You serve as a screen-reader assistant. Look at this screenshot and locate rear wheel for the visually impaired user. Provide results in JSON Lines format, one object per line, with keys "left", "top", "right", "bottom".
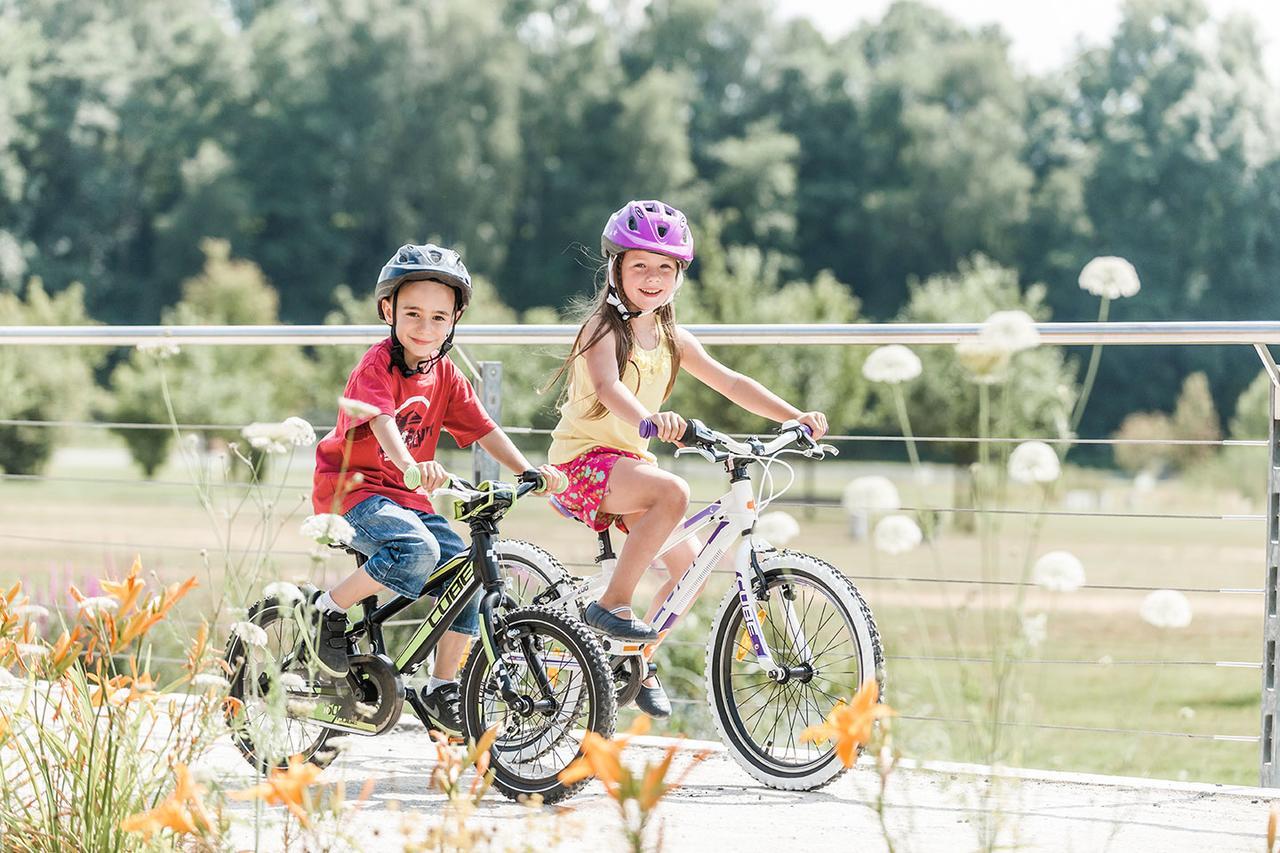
{"left": 459, "top": 605, "right": 616, "bottom": 804}
{"left": 706, "top": 551, "right": 883, "bottom": 791}
{"left": 224, "top": 597, "right": 337, "bottom": 771}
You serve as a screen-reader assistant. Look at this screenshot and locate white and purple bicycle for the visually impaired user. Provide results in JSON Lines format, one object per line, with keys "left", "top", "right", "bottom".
{"left": 504, "top": 418, "right": 884, "bottom": 790}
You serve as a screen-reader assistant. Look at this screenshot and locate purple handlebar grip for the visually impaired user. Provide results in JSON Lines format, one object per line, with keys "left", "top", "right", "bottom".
{"left": 639, "top": 417, "right": 657, "bottom": 439}
{"left": 800, "top": 424, "right": 813, "bottom": 436}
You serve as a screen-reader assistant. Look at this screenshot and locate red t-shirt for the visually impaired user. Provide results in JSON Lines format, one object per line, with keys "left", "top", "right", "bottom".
{"left": 312, "top": 339, "right": 497, "bottom": 515}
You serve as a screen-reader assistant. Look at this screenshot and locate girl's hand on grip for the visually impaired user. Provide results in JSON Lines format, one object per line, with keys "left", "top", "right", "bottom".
{"left": 797, "top": 411, "right": 828, "bottom": 440}
{"left": 648, "top": 411, "right": 687, "bottom": 443}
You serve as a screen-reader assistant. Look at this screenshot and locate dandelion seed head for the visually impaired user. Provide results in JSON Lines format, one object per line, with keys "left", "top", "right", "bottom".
{"left": 77, "top": 596, "right": 119, "bottom": 617}
{"left": 842, "top": 476, "right": 900, "bottom": 513}
{"left": 980, "top": 310, "right": 1040, "bottom": 353}
{"left": 862, "top": 345, "right": 922, "bottom": 384}
{"left": 1009, "top": 441, "right": 1061, "bottom": 485}
{"left": 1020, "top": 613, "right": 1047, "bottom": 648}
{"left": 1079, "top": 256, "right": 1141, "bottom": 299}
{"left": 955, "top": 339, "right": 1011, "bottom": 384}
{"left": 754, "top": 511, "right": 800, "bottom": 546}
{"left": 1032, "top": 551, "right": 1086, "bottom": 592}
{"left": 874, "top": 515, "right": 923, "bottom": 555}
{"left": 1140, "top": 589, "right": 1193, "bottom": 629}
{"left": 136, "top": 339, "right": 180, "bottom": 359}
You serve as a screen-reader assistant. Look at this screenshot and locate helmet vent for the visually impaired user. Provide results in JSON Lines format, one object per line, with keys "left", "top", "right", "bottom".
{"left": 627, "top": 216, "right": 638, "bottom": 231}
{"left": 428, "top": 249, "right": 442, "bottom": 262}
{"left": 656, "top": 224, "right": 668, "bottom": 238}
{"left": 663, "top": 204, "right": 674, "bottom": 215}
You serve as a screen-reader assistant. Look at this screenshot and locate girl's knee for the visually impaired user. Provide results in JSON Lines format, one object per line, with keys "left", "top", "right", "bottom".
{"left": 663, "top": 475, "right": 690, "bottom": 512}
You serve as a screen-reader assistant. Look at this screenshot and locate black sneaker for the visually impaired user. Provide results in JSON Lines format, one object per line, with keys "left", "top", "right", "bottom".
{"left": 635, "top": 677, "right": 672, "bottom": 719}
{"left": 306, "top": 594, "right": 350, "bottom": 677}
{"left": 420, "top": 682, "right": 463, "bottom": 738}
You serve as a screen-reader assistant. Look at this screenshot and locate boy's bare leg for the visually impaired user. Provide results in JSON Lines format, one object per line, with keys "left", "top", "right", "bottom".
{"left": 328, "top": 568, "right": 385, "bottom": 609}
{"left": 432, "top": 630, "right": 472, "bottom": 680}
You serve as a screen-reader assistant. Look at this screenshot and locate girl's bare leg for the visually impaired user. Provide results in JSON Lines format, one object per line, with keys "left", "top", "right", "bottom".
{"left": 595, "top": 458, "right": 689, "bottom": 614}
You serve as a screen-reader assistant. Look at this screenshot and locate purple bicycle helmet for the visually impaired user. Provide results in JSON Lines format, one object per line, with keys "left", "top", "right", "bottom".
{"left": 601, "top": 200, "right": 694, "bottom": 265}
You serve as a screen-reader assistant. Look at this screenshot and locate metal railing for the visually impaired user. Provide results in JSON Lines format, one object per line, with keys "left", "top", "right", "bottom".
{"left": 3, "top": 321, "right": 1279, "bottom": 783}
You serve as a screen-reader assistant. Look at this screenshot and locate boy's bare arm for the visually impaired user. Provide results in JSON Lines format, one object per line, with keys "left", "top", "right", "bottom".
{"left": 370, "top": 414, "right": 448, "bottom": 489}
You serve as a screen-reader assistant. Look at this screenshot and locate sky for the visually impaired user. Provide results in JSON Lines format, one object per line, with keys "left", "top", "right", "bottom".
{"left": 774, "top": 0, "right": 1280, "bottom": 81}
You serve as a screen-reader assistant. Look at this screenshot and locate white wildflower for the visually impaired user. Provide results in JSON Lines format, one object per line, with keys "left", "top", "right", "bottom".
{"left": 192, "top": 673, "right": 229, "bottom": 690}
{"left": 338, "top": 396, "right": 382, "bottom": 421}
{"left": 754, "top": 511, "right": 800, "bottom": 547}
{"left": 979, "top": 310, "right": 1040, "bottom": 353}
{"left": 1032, "top": 551, "right": 1086, "bottom": 593}
{"left": 874, "top": 515, "right": 923, "bottom": 555}
{"left": 1078, "top": 256, "right": 1141, "bottom": 299}
{"left": 842, "top": 476, "right": 900, "bottom": 513}
{"left": 955, "top": 339, "right": 1011, "bottom": 384}
{"left": 287, "top": 699, "right": 318, "bottom": 716}
{"left": 1097, "top": 654, "right": 1114, "bottom": 666}
{"left": 1139, "top": 589, "right": 1193, "bottom": 629}
{"left": 265, "top": 581, "right": 305, "bottom": 604}
{"left": 301, "top": 513, "right": 356, "bottom": 547}
{"left": 14, "top": 604, "right": 50, "bottom": 620}
{"left": 278, "top": 672, "right": 307, "bottom": 692}
{"left": 77, "top": 596, "right": 120, "bottom": 617}
{"left": 15, "top": 643, "right": 48, "bottom": 660}
{"left": 231, "top": 621, "right": 269, "bottom": 647}
{"left": 862, "top": 345, "right": 922, "bottom": 384}
{"left": 1008, "top": 441, "right": 1061, "bottom": 485}
{"left": 136, "top": 338, "right": 181, "bottom": 359}
{"left": 1177, "top": 706, "right": 1196, "bottom": 720}
{"left": 242, "top": 417, "right": 315, "bottom": 454}
{"left": 1020, "top": 613, "right": 1047, "bottom": 648}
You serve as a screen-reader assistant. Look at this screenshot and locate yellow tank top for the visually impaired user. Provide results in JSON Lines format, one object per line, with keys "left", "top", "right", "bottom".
{"left": 548, "top": 327, "right": 673, "bottom": 465}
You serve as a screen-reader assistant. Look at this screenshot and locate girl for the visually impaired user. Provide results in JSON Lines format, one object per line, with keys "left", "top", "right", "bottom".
{"left": 547, "top": 200, "right": 828, "bottom": 718}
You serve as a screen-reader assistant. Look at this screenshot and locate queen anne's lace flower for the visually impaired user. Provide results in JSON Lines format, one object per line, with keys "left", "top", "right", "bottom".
{"left": 301, "top": 513, "right": 356, "bottom": 546}
{"left": 264, "top": 581, "right": 305, "bottom": 604}
{"left": 136, "top": 339, "right": 180, "bottom": 359}
{"left": 1079, "top": 256, "right": 1141, "bottom": 299}
{"left": 955, "top": 339, "right": 1011, "bottom": 384}
{"left": 192, "top": 673, "right": 229, "bottom": 689}
{"left": 241, "top": 417, "right": 316, "bottom": 454}
{"left": 338, "top": 397, "right": 381, "bottom": 420}
{"left": 842, "top": 476, "right": 901, "bottom": 513}
{"left": 1009, "top": 441, "right": 1061, "bottom": 485}
{"left": 231, "top": 621, "right": 268, "bottom": 647}
{"left": 862, "top": 345, "right": 922, "bottom": 384}
{"left": 14, "top": 604, "right": 49, "bottom": 620}
{"left": 1032, "top": 551, "right": 1086, "bottom": 592}
{"left": 1020, "top": 613, "right": 1048, "bottom": 648}
{"left": 78, "top": 596, "right": 120, "bottom": 617}
{"left": 754, "top": 511, "right": 800, "bottom": 546}
{"left": 874, "top": 515, "right": 923, "bottom": 555}
{"left": 1140, "top": 589, "right": 1193, "bottom": 629}
{"left": 980, "top": 310, "right": 1040, "bottom": 353}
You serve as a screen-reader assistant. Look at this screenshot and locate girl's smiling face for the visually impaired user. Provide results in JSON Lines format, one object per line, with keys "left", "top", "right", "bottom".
{"left": 617, "top": 250, "right": 680, "bottom": 314}
{"left": 381, "top": 278, "right": 458, "bottom": 364}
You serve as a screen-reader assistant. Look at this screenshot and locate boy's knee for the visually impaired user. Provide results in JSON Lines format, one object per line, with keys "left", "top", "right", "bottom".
{"left": 392, "top": 533, "right": 441, "bottom": 576}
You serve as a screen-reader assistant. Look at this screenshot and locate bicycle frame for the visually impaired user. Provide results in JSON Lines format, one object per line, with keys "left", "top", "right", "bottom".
{"left": 547, "top": 457, "right": 798, "bottom": 681}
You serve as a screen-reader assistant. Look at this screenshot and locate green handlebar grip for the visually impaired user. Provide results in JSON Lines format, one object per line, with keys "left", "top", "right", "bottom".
{"left": 403, "top": 465, "right": 422, "bottom": 490}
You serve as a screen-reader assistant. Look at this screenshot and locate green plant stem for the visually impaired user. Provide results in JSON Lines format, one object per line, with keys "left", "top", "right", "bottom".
{"left": 1069, "top": 297, "right": 1110, "bottom": 436}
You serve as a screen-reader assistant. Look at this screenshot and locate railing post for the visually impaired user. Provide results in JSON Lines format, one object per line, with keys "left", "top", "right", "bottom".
{"left": 472, "top": 361, "right": 502, "bottom": 484}
{"left": 1258, "top": 344, "right": 1280, "bottom": 786}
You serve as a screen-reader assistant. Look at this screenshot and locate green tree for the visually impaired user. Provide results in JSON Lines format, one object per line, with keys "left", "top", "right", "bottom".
{"left": 1229, "top": 369, "right": 1272, "bottom": 441}
{"left": 0, "top": 280, "right": 105, "bottom": 474}
{"left": 106, "top": 240, "right": 312, "bottom": 476}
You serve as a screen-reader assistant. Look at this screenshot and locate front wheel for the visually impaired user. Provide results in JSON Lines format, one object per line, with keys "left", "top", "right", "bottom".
{"left": 706, "top": 551, "right": 884, "bottom": 791}
{"left": 459, "top": 605, "right": 617, "bottom": 804}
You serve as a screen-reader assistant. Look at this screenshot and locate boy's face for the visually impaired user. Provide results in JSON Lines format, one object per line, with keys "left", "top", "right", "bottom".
{"left": 618, "top": 249, "right": 680, "bottom": 315}
{"left": 381, "top": 278, "right": 459, "bottom": 365}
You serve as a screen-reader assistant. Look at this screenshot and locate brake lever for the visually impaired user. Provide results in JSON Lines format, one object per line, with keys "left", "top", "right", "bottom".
{"left": 675, "top": 446, "right": 719, "bottom": 463}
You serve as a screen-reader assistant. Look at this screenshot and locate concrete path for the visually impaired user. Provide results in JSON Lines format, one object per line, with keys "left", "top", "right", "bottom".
{"left": 209, "top": 717, "right": 1276, "bottom": 852}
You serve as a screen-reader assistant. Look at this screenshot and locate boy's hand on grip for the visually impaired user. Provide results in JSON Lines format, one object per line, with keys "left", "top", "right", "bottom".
{"left": 405, "top": 460, "right": 449, "bottom": 492}
{"left": 533, "top": 464, "right": 568, "bottom": 496}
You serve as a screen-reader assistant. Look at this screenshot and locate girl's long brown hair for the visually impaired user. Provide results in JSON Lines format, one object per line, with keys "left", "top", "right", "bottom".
{"left": 544, "top": 255, "right": 682, "bottom": 420}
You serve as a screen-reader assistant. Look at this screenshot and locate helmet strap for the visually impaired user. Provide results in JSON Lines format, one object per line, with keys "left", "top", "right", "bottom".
{"left": 387, "top": 287, "right": 459, "bottom": 378}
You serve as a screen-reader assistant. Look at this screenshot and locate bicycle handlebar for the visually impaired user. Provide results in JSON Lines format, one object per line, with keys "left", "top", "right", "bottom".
{"left": 640, "top": 416, "right": 831, "bottom": 460}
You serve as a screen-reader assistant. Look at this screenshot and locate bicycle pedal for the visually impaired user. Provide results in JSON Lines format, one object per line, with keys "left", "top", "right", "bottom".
{"left": 597, "top": 635, "right": 649, "bottom": 656}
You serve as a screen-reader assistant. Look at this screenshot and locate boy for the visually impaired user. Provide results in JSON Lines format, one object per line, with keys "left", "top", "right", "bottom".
{"left": 310, "top": 243, "right": 565, "bottom": 736}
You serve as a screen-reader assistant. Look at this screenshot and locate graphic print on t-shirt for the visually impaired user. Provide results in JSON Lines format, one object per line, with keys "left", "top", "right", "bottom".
{"left": 384, "top": 395, "right": 432, "bottom": 459}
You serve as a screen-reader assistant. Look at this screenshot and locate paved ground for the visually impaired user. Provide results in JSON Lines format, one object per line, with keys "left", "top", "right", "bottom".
{"left": 208, "top": 717, "right": 1277, "bottom": 852}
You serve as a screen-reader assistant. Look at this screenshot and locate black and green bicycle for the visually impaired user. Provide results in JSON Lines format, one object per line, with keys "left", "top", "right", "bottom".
{"left": 222, "top": 471, "right": 616, "bottom": 804}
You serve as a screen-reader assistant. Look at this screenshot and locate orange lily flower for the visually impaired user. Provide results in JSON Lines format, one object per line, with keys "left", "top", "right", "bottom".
{"left": 558, "top": 717, "right": 650, "bottom": 795}
{"left": 101, "top": 557, "right": 146, "bottom": 614}
{"left": 228, "top": 755, "right": 324, "bottom": 826}
{"left": 800, "top": 678, "right": 894, "bottom": 768}
{"left": 121, "top": 764, "right": 215, "bottom": 838}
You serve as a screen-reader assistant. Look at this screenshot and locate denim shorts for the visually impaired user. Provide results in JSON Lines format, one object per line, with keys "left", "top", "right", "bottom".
{"left": 343, "top": 495, "right": 479, "bottom": 636}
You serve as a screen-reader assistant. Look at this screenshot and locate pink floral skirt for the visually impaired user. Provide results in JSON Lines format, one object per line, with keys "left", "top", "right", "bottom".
{"left": 551, "top": 447, "right": 642, "bottom": 533}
